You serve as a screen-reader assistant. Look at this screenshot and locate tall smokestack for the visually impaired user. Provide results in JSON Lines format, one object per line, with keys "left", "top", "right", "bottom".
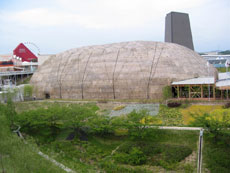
{"left": 165, "top": 11, "right": 194, "bottom": 50}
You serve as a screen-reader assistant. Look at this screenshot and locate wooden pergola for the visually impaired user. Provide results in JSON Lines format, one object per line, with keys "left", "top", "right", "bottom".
{"left": 171, "top": 77, "right": 230, "bottom": 100}
{"left": 171, "top": 84, "right": 215, "bottom": 100}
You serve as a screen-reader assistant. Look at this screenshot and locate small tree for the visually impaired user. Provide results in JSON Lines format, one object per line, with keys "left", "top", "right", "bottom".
{"left": 24, "top": 85, "right": 33, "bottom": 98}
{"left": 114, "top": 110, "right": 158, "bottom": 140}
{"left": 191, "top": 110, "right": 230, "bottom": 143}
{"left": 162, "top": 86, "right": 172, "bottom": 100}
{"left": 5, "top": 94, "right": 17, "bottom": 128}
{"left": 62, "top": 104, "right": 98, "bottom": 132}
{"left": 88, "top": 115, "right": 113, "bottom": 136}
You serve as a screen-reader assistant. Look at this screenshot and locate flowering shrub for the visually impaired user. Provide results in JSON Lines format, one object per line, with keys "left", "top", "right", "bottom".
{"left": 180, "top": 105, "right": 222, "bottom": 125}
{"left": 158, "top": 105, "right": 183, "bottom": 126}
{"left": 140, "top": 116, "right": 162, "bottom": 125}
{"left": 113, "top": 105, "right": 126, "bottom": 111}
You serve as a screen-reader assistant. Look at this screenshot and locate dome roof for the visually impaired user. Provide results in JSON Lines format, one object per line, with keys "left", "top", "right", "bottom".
{"left": 31, "top": 41, "right": 217, "bottom": 99}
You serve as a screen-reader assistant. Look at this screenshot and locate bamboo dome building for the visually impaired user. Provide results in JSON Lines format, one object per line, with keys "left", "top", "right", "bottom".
{"left": 30, "top": 41, "right": 217, "bottom": 100}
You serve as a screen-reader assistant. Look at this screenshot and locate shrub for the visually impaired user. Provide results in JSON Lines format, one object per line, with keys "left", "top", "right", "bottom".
{"left": 223, "top": 102, "right": 230, "bottom": 109}
{"left": 162, "top": 145, "right": 192, "bottom": 163}
{"left": 99, "top": 160, "right": 148, "bottom": 173}
{"left": 191, "top": 110, "right": 230, "bottom": 146}
{"left": 24, "top": 85, "right": 33, "bottom": 98}
{"left": 162, "top": 86, "right": 172, "bottom": 100}
{"left": 158, "top": 105, "right": 183, "bottom": 125}
{"left": 150, "top": 144, "right": 192, "bottom": 170}
{"left": 167, "top": 102, "right": 181, "bottom": 108}
{"left": 5, "top": 96, "right": 17, "bottom": 127}
{"left": 113, "top": 105, "right": 125, "bottom": 111}
{"left": 15, "top": 103, "right": 99, "bottom": 143}
{"left": 97, "top": 100, "right": 108, "bottom": 103}
{"left": 114, "top": 147, "right": 147, "bottom": 165}
{"left": 204, "top": 138, "right": 230, "bottom": 173}
{"left": 114, "top": 128, "right": 128, "bottom": 136}
{"left": 89, "top": 115, "right": 113, "bottom": 136}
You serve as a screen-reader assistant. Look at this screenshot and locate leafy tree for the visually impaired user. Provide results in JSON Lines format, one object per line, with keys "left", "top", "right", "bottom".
{"left": 113, "top": 147, "right": 147, "bottom": 165}
{"left": 111, "top": 110, "right": 158, "bottom": 140}
{"left": 219, "top": 50, "right": 230, "bottom": 55}
{"left": 191, "top": 110, "right": 230, "bottom": 144}
{"left": 162, "top": 86, "right": 172, "bottom": 100}
{"left": 88, "top": 115, "right": 113, "bottom": 136}
{"left": 15, "top": 103, "right": 99, "bottom": 143}
{"left": 62, "top": 104, "right": 98, "bottom": 131}
{"left": 24, "top": 85, "right": 33, "bottom": 98}
{"left": 16, "top": 105, "right": 65, "bottom": 142}
{"left": 2, "top": 91, "right": 17, "bottom": 128}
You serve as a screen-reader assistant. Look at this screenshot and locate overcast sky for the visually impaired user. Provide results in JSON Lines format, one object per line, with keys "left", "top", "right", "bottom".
{"left": 0, "top": 0, "right": 229, "bottom": 54}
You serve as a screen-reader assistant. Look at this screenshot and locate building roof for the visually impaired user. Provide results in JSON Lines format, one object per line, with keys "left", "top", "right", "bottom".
{"left": 172, "top": 77, "right": 215, "bottom": 85}
{"left": 218, "top": 72, "right": 230, "bottom": 80}
{"left": 13, "top": 43, "right": 38, "bottom": 62}
{"left": 215, "top": 72, "right": 230, "bottom": 89}
{"left": 171, "top": 73, "right": 230, "bottom": 89}
{"left": 0, "top": 54, "right": 12, "bottom": 61}
{"left": 216, "top": 80, "right": 230, "bottom": 89}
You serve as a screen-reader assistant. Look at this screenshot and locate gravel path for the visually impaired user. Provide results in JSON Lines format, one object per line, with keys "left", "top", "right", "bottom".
{"left": 109, "top": 103, "right": 159, "bottom": 116}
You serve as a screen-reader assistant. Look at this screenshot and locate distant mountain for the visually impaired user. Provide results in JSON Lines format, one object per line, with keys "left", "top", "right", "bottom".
{"left": 199, "top": 50, "right": 230, "bottom": 55}
{"left": 219, "top": 50, "right": 230, "bottom": 55}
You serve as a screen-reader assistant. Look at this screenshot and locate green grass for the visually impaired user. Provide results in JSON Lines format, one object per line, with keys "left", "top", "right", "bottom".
{"left": 49, "top": 98, "right": 163, "bottom": 103}
{"left": 216, "top": 67, "right": 230, "bottom": 73}
{"left": 40, "top": 141, "right": 99, "bottom": 172}
{"left": 203, "top": 135, "right": 230, "bottom": 173}
{"left": 6, "top": 101, "right": 201, "bottom": 172}
{"left": 0, "top": 110, "right": 65, "bottom": 173}
{"left": 156, "top": 105, "right": 184, "bottom": 126}
{"left": 39, "top": 130, "right": 198, "bottom": 172}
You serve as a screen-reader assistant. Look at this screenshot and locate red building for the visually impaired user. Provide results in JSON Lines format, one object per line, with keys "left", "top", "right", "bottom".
{"left": 13, "top": 43, "right": 38, "bottom": 62}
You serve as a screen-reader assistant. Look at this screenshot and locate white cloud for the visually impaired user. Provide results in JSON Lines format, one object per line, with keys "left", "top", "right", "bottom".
{"left": 0, "top": 0, "right": 228, "bottom": 53}
{"left": 0, "top": 0, "right": 209, "bottom": 29}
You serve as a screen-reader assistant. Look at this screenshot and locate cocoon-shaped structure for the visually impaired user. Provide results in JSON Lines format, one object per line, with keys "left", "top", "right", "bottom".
{"left": 31, "top": 41, "right": 217, "bottom": 100}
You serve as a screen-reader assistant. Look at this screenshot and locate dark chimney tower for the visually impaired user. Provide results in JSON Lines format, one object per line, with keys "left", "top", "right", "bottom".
{"left": 165, "top": 11, "right": 194, "bottom": 50}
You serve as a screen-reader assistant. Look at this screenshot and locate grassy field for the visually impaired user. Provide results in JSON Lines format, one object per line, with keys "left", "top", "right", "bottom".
{"left": 11, "top": 101, "right": 200, "bottom": 172}
{"left": 202, "top": 134, "right": 230, "bottom": 173}
{"left": 0, "top": 105, "right": 65, "bottom": 173}
{"left": 180, "top": 104, "right": 223, "bottom": 125}
{"left": 4, "top": 100, "right": 230, "bottom": 172}
{"left": 15, "top": 101, "right": 226, "bottom": 125}
{"left": 39, "top": 130, "right": 198, "bottom": 172}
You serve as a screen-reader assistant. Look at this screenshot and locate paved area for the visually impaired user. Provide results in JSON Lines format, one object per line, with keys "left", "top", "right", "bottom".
{"left": 109, "top": 103, "right": 159, "bottom": 116}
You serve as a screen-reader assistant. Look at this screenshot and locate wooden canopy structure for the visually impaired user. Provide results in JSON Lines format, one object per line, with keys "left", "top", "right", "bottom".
{"left": 171, "top": 75, "right": 230, "bottom": 100}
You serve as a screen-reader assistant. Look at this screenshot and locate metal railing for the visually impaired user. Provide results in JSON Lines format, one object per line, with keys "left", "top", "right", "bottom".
{"left": 0, "top": 70, "right": 35, "bottom": 77}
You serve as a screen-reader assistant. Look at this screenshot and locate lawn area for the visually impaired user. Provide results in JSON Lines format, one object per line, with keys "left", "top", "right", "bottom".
{"left": 39, "top": 130, "right": 199, "bottom": 172}
{"left": 10, "top": 102, "right": 200, "bottom": 172}
{"left": 14, "top": 101, "right": 224, "bottom": 126}
{"left": 0, "top": 104, "right": 65, "bottom": 173}
{"left": 4, "top": 100, "right": 230, "bottom": 172}
{"left": 180, "top": 104, "right": 223, "bottom": 125}
{"left": 151, "top": 104, "right": 224, "bottom": 126}
{"left": 203, "top": 134, "right": 230, "bottom": 173}
{"left": 14, "top": 101, "right": 225, "bottom": 126}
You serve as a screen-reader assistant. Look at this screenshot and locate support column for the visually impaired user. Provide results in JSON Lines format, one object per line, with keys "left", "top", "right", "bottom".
{"left": 227, "top": 89, "right": 229, "bottom": 100}
{"left": 213, "top": 85, "right": 215, "bottom": 100}
{"left": 221, "top": 90, "right": 223, "bottom": 100}
{"left": 177, "top": 85, "right": 180, "bottom": 98}
{"left": 189, "top": 85, "right": 191, "bottom": 99}
{"left": 201, "top": 85, "right": 203, "bottom": 98}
